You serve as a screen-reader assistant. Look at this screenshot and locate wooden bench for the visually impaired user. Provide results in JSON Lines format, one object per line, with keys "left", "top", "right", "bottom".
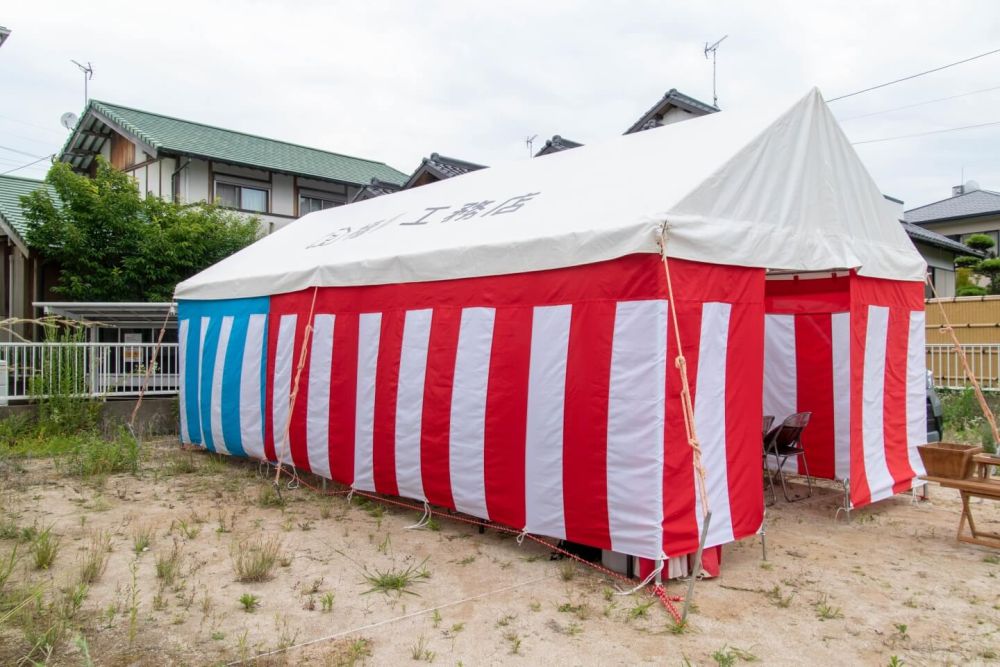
{"left": 923, "top": 454, "right": 1000, "bottom": 549}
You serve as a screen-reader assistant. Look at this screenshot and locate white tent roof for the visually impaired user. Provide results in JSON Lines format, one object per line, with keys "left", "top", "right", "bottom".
{"left": 176, "top": 88, "right": 925, "bottom": 301}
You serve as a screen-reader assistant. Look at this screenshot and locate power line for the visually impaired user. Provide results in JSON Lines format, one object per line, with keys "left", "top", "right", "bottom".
{"left": 838, "top": 84, "right": 1000, "bottom": 122}
{"left": 851, "top": 119, "right": 1000, "bottom": 145}
{"left": 828, "top": 47, "right": 1000, "bottom": 102}
{"left": 0, "top": 154, "right": 55, "bottom": 176}
{"left": 0, "top": 113, "right": 68, "bottom": 137}
{"left": 0, "top": 144, "right": 46, "bottom": 159}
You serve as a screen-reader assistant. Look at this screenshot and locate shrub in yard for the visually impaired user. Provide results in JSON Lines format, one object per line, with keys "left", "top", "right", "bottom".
{"left": 231, "top": 535, "right": 283, "bottom": 582}
{"left": 62, "top": 430, "right": 140, "bottom": 477}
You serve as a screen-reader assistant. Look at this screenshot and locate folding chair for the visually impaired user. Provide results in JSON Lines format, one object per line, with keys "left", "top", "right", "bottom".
{"left": 763, "top": 412, "right": 812, "bottom": 502}
{"left": 761, "top": 415, "right": 776, "bottom": 505}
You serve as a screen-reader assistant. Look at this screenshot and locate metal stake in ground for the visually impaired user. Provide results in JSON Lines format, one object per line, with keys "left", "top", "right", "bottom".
{"left": 682, "top": 509, "right": 712, "bottom": 623}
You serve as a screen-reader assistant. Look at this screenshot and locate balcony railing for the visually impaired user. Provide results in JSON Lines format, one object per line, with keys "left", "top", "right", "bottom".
{"left": 0, "top": 342, "right": 179, "bottom": 404}
{"left": 927, "top": 344, "right": 1000, "bottom": 391}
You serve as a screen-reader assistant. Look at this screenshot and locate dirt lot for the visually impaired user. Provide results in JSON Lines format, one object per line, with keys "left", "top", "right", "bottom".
{"left": 1, "top": 438, "right": 998, "bottom": 666}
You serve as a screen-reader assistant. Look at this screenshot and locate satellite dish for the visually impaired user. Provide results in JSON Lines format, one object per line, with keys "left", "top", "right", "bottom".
{"left": 965, "top": 180, "right": 981, "bottom": 193}
{"left": 60, "top": 112, "right": 78, "bottom": 130}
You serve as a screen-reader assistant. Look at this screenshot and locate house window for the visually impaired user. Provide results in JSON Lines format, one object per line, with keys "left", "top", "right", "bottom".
{"left": 299, "top": 195, "right": 342, "bottom": 215}
{"left": 215, "top": 181, "right": 269, "bottom": 213}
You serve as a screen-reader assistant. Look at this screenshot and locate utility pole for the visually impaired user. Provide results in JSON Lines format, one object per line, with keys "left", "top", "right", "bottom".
{"left": 704, "top": 35, "right": 728, "bottom": 108}
{"left": 71, "top": 60, "right": 94, "bottom": 108}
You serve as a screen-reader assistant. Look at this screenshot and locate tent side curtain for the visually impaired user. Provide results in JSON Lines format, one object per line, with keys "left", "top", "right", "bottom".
{"left": 177, "top": 254, "right": 764, "bottom": 560}
{"left": 762, "top": 273, "right": 927, "bottom": 508}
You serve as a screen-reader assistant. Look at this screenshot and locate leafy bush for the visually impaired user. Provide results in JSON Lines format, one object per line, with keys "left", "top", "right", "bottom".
{"left": 61, "top": 430, "right": 140, "bottom": 478}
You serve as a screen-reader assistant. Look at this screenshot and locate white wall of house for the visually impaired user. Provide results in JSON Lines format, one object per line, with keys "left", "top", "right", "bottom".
{"left": 917, "top": 242, "right": 957, "bottom": 297}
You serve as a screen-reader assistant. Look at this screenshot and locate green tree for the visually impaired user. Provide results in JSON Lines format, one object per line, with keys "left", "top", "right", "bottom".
{"left": 955, "top": 234, "right": 998, "bottom": 297}
{"left": 21, "top": 159, "right": 259, "bottom": 301}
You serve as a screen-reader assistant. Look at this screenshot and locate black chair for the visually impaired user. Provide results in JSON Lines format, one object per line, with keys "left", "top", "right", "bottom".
{"left": 763, "top": 412, "right": 812, "bottom": 502}
{"left": 761, "top": 415, "right": 776, "bottom": 505}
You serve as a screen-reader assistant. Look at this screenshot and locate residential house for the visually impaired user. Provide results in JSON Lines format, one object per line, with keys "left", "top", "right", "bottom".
{"left": 0, "top": 26, "right": 10, "bottom": 49}
{"left": 0, "top": 175, "right": 58, "bottom": 333}
{"left": 59, "top": 100, "right": 408, "bottom": 233}
{"left": 903, "top": 183, "right": 1000, "bottom": 296}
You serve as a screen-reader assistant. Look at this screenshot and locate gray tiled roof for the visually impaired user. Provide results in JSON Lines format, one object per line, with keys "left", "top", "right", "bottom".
{"left": 402, "top": 153, "right": 487, "bottom": 189}
{"left": 901, "top": 221, "right": 979, "bottom": 256}
{"left": 624, "top": 88, "right": 719, "bottom": 135}
{"left": 534, "top": 135, "right": 583, "bottom": 157}
{"left": 351, "top": 177, "right": 403, "bottom": 203}
{"left": 904, "top": 189, "right": 1000, "bottom": 224}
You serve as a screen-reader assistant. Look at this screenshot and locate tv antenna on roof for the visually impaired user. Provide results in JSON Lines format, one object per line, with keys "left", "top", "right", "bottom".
{"left": 70, "top": 59, "right": 94, "bottom": 108}
{"left": 525, "top": 134, "right": 537, "bottom": 157}
{"left": 704, "top": 35, "right": 728, "bottom": 107}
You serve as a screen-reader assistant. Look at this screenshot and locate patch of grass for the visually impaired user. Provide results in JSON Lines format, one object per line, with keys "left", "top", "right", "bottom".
{"left": 239, "top": 593, "right": 260, "bottom": 612}
{"left": 62, "top": 430, "right": 141, "bottom": 477}
{"left": 78, "top": 530, "right": 111, "bottom": 584}
{"left": 711, "top": 645, "right": 759, "bottom": 666}
{"left": 496, "top": 613, "right": 517, "bottom": 627}
{"left": 984, "top": 554, "right": 1000, "bottom": 565}
{"left": 155, "top": 540, "right": 185, "bottom": 586}
{"left": 765, "top": 584, "right": 794, "bottom": 608}
{"left": 231, "top": 535, "right": 283, "bottom": 582}
{"left": 321, "top": 592, "right": 334, "bottom": 612}
{"left": 338, "top": 637, "right": 373, "bottom": 666}
{"left": 410, "top": 635, "right": 435, "bottom": 662}
{"left": 132, "top": 523, "right": 153, "bottom": 554}
{"left": 257, "top": 484, "right": 285, "bottom": 508}
{"left": 893, "top": 622, "right": 909, "bottom": 640}
{"left": 558, "top": 561, "right": 576, "bottom": 581}
{"left": 814, "top": 595, "right": 844, "bottom": 621}
{"left": 361, "top": 559, "right": 429, "bottom": 596}
{"left": 32, "top": 525, "right": 60, "bottom": 570}
{"left": 504, "top": 631, "right": 522, "bottom": 655}
{"left": 175, "top": 519, "right": 200, "bottom": 540}
{"left": 627, "top": 598, "right": 655, "bottom": 621}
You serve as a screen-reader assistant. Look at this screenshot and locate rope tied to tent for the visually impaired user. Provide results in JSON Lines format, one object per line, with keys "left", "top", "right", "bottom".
{"left": 615, "top": 552, "right": 667, "bottom": 596}
{"left": 405, "top": 501, "right": 433, "bottom": 529}
{"left": 273, "top": 286, "right": 320, "bottom": 489}
{"left": 658, "top": 224, "right": 711, "bottom": 516}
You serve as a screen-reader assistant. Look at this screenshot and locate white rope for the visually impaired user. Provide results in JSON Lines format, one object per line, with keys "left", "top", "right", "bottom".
{"left": 615, "top": 552, "right": 667, "bottom": 596}
{"left": 515, "top": 529, "right": 528, "bottom": 545}
{"left": 405, "top": 501, "right": 432, "bottom": 529}
{"left": 346, "top": 488, "right": 355, "bottom": 505}
{"left": 225, "top": 574, "right": 553, "bottom": 666}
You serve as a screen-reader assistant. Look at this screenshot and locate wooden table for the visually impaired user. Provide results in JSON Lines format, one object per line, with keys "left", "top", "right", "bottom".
{"left": 923, "top": 454, "right": 1000, "bottom": 549}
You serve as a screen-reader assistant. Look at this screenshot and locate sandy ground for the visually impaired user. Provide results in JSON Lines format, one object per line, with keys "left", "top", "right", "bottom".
{"left": 1, "top": 439, "right": 999, "bottom": 666}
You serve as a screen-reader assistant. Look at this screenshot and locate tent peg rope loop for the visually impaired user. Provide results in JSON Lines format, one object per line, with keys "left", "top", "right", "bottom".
{"left": 658, "top": 224, "right": 711, "bottom": 517}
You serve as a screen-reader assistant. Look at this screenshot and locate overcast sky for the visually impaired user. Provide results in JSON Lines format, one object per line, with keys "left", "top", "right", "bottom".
{"left": 2, "top": 1, "right": 999, "bottom": 210}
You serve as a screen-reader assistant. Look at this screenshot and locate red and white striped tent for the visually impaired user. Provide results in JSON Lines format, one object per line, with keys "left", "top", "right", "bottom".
{"left": 175, "top": 88, "right": 927, "bottom": 566}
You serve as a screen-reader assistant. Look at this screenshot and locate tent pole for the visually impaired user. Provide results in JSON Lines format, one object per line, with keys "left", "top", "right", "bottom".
{"left": 760, "top": 507, "right": 767, "bottom": 561}
{"left": 682, "top": 510, "right": 712, "bottom": 623}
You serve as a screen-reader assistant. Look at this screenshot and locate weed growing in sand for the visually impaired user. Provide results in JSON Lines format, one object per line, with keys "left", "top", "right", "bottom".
{"left": 78, "top": 531, "right": 111, "bottom": 584}
{"left": 216, "top": 510, "right": 236, "bottom": 534}
{"left": 257, "top": 484, "right": 285, "bottom": 508}
{"left": 496, "top": 613, "right": 517, "bottom": 628}
{"left": 504, "top": 631, "right": 522, "bottom": 655}
{"left": 239, "top": 593, "right": 261, "bottom": 612}
{"left": 559, "top": 561, "right": 576, "bottom": 581}
{"left": 131, "top": 523, "right": 153, "bottom": 554}
{"left": 127, "top": 559, "right": 139, "bottom": 646}
{"left": 984, "top": 554, "right": 1000, "bottom": 565}
{"left": 176, "top": 519, "right": 200, "bottom": 540}
{"left": 893, "top": 623, "right": 909, "bottom": 640}
{"left": 410, "top": 635, "right": 435, "bottom": 662}
{"left": 32, "top": 525, "right": 60, "bottom": 570}
{"left": 627, "top": 598, "right": 655, "bottom": 621}
{"left": 343, "top": 638, "right": 373, "bottom": 664}
{"left": 155, "top": 540, "right": 184, "bottom": 586}
{"left": 814, "top": 595, "right": 843, "bottom": 621}
{"left": 361, "top": 559, "right": 429, "bottom": 596}
{"left": 711, "top": 645, "right": 759, "bottom": 666}
{"left": 765, "top": 584, "right": 793, "bottom": 608}
{"left": 321, "top": 592, "right": 335, "bottom": 612}
{"left": 887, "top": 657, "right": 903, "bottom": 667}
{"left": 231, "top": 535, "right": 283, "bottom": 582}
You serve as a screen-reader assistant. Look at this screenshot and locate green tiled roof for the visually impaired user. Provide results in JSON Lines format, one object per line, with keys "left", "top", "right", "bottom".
{"left": 84, "top": 100, "right": 408, "bottom": 186}
{"left": 0, "top": 174, "right": 54, "bottom": 247}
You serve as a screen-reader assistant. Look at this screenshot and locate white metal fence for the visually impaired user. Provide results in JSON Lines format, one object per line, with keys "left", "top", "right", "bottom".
{"left": 927, "top": 344, "right": 1000, "bottom": 391}
{"left": 0, "top": 342, "right": 179, "bottom": 404}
